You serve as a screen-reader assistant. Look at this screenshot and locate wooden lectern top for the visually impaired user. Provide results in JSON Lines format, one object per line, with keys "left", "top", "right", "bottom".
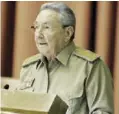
{"left": 1, "top": 89, "right": 68, "bottom": 114}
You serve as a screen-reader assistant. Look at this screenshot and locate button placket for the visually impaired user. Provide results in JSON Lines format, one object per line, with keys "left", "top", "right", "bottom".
{"left": 43, "top": 63, "right": 49, "bottom": 93}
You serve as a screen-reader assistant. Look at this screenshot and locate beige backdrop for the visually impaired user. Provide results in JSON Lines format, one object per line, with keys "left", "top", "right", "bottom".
{"left": 1, "top": 1, "right": 119, "bottom": 114}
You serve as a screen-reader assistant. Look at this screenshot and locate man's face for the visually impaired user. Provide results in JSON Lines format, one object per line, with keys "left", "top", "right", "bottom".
{"left": 34, "top": 9, "right": 66, "bottom": 59}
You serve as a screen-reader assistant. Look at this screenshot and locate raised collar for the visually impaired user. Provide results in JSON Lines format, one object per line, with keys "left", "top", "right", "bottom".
{"left": 36, "top": 54, "right": 47, "bottom": 69}
{"left": 56, "top": 41, "right": 75, "bottom": 66}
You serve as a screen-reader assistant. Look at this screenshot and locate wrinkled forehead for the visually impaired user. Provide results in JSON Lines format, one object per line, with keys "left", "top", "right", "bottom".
{"left": 35, "top": 9, "right": 61, "bottom": 24}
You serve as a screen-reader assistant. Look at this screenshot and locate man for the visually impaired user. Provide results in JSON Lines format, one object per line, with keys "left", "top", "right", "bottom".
{"left": 17, "top": 2, "right": 113, "bottom": 114}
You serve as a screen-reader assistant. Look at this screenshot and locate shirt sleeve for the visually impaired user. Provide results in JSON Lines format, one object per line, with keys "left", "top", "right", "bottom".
{"left": 85, "top": 58, "right": 114, "bottom": 114}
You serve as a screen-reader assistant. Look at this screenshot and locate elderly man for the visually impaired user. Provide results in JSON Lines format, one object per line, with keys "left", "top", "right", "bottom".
{"left": 17, "top": 2, "right": 113, "bottom": 114}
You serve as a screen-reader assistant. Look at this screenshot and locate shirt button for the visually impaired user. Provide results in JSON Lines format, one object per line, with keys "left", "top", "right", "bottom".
{"left": 26, "top": 82, "right": 31, "bottom": 87}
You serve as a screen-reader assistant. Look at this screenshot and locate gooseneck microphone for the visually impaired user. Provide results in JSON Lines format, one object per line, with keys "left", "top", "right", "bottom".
{"left": 4, "top": 84, "right": 9, "bottom": 90}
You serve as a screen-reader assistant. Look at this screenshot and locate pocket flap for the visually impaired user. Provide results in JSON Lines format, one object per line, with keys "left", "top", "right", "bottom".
{"left": 69, "top": 85, "right": 84, "bottom": 100}
{"left": 18, "top": 77, "right": 35, "bottom": 90}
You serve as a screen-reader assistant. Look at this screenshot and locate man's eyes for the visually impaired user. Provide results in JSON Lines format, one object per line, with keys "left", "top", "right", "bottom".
{"left": 34, "top": 25, "right": 50, "bottom": 29}
{"left": 31, "top": 25, "right": 38, "bottom": 30}
{"left": 31, "top": 23, "right": 52, "bottom": 31}
{"left": 44, "top": 25, "right": 50, "bottom": 29}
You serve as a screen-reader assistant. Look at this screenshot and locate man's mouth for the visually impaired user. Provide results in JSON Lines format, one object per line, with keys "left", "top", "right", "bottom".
{"left": 39, "top": 43, "right": 47, "bottom": 45}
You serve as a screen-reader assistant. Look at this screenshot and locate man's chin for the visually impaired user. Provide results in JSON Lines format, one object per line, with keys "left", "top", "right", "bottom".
{"left": 37, "top": 45, "right": 48, "bottom": 52}
{"left": 39, "top": 49, "right": 49, "bottom": 56}
{"left": 39, "top": 50, "right": 56, "bottom": 60}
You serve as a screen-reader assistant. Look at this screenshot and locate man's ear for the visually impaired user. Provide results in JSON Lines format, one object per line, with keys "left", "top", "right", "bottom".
{"left": 64, "top": 26, "right": 74, "bottom": 42}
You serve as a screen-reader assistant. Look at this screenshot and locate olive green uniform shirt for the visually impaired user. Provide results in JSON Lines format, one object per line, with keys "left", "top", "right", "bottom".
{"left": 18, "top": 42, "right": 113, "bottom": 114}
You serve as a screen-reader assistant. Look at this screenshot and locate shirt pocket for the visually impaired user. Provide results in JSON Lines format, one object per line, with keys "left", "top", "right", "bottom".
{"left": 17, "top": 78, "right": 35, "bottom": 92}
{"left": 67, "top": 85, "right": 85, "bottom": 113}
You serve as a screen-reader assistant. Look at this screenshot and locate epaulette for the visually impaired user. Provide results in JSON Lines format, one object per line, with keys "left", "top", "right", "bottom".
{"left": 73, "top": 47, "right": 100, "bottom": 62}
{"left": 22, "top": 54, "right": 41, "bottom": 67}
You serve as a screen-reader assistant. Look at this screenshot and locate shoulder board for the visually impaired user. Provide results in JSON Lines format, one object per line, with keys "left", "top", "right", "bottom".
{"left": 22, "top": 54, "right": 41, "bottom": 67}
{"left": 73, "top": 47, "right": 100, "bottom": 62}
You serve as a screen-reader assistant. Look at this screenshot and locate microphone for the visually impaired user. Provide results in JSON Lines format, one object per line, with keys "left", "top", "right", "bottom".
{"left": 4, "top": 84, "right": 9, "bottom": 90}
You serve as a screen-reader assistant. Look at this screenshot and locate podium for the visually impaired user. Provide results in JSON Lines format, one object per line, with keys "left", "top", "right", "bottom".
{"left": 1, "top": 89, "right": 68, "bottom": 114}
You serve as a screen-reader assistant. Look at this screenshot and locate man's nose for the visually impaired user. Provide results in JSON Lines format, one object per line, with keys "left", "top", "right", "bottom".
{"left": 35, "top": 28, "right": 44, "bottom": 39}
{"left": 35, "top": 33, "right": 44, "bottom": 40}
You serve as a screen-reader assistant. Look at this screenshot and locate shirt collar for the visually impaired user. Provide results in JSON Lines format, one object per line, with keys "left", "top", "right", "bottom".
{"left": 56, "top": 41, "right": 75, "bottom": 66}
{"left": 36, "top": 41, "right": 75, "bottom": 68}
{"left": 36, "top": 54, "right": 46, "bottom": 69}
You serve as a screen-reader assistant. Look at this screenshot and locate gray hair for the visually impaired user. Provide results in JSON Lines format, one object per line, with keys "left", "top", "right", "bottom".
{"left": 40, "top": 2, "right": 76, "bottom": 41}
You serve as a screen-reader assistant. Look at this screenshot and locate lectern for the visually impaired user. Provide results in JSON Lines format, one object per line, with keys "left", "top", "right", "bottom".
{"left": 1, "top": 89, "right": 68, "bottom": 114}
